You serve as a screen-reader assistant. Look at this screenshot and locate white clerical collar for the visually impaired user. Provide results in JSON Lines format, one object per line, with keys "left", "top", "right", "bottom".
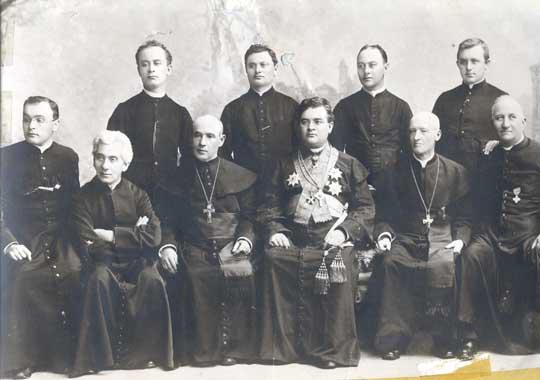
{"left": 108, "top": 179, "right": 122, "bottom": 191}
{"left": 363, "top": 86, "right": 386, "bottom": 97}
{"left": 252, "top": 86, "right": 273, "bottom": 97}
{"left": 502, "top": 135, "right": 525, "bottom": 151}
{"left": 413, "top": 152, "right": 435, "bottom": 168}
{"left": 34, "top": 139, "right": 53, "bottom": 153}
{"left": 467, "top": 79, "right": 486, "bottom": 89}
{"left": 310, "top": 143, "right": 328, "bottom": 155}
{"left": 143, "top": 88, "right": 166, "bottom": 98}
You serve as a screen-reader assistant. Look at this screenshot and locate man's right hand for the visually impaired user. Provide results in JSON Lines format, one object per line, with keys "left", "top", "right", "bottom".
{"left": 377, "top": 237, "right": 392, "bottom": 251}
{"left": 160, "top": 247, "right": 178, "bottom": 274}
{"left": 6, "top": 243, "right": 32, "bottom": 261}
{"left": 269, "top": 233, "right": 290, "bottom": 248}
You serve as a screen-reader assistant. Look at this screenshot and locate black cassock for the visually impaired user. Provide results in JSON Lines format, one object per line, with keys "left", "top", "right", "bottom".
{"left": 259, "top": 147, "right": 375, "bottom": 366}
{"left": 0, "top": 141, "right": 81, "bottom": 374}
{"left": 70, "top": 178, "right": 173, "bottom": 376}
{"left": 458, "top": 137, "right": 540, "bottom": 354}
{"left": 155, "top": 157, "right": 258, "bottom": 365}
{"left": 369, "top": 153, "right": 472, "bottom": 354}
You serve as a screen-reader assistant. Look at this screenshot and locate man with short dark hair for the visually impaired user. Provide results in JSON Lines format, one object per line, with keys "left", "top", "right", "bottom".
{"left": 259, "top": 97, "right": 375, "bottom": 368}
{"left": 456, "top": 95, "right": 540, "bottom": 359}
{"left": 107, "top": 40, "right": 193, "bottom": 199}
{"left": 1, "top": 96, "right": 81, "bottom": 378}
{"left": 220, "top": 44, "right": 298, "bottom": 183}
{"left": 331, "top": 44, "right": 412, "bottom": 188}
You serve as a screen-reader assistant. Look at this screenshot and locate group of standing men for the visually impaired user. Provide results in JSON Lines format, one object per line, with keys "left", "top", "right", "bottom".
{"left": 1, "top": 37, "right": 539, "bottom": 379}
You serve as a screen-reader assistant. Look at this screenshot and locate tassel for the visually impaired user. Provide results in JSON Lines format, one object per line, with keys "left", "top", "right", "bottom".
{"left": 314, "top": 252, "right": 330, "bottom": 295}
{"left": 329, "top": 248, "right": 347, "bottom": 283}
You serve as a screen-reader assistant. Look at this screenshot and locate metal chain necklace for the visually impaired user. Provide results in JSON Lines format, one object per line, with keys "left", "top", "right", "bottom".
{"left": 409, "top": 155, "right": 440, "bottom": 228}
{"left": 297, "top": 148, "right": 331, "bottom": 205}
{"left": 195, "top": 158, "right": 221, "bottom": 223}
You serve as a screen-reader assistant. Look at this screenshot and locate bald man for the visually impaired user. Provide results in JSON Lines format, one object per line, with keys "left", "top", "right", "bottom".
{"left": 155, "top": 115, "right": 257, "bottom": 366}
{"left": 456, "top": 95, "right": 540, "bottom": 359}
{"left": 369, "top": 112, "right": 472, "bottom": 360}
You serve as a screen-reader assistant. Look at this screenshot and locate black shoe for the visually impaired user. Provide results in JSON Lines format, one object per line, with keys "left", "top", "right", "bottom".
{"left": 221, "top": 357, "right": 237, "bottom": 366}
{"left": 321, "top": 360, "right": 337, "bottom": 369}
{"left": 458, "top": 340, "right": 477, "bottom": 361}
{"left": 14, "top": 368, "right": 33, "bottom": 379}
{"left": 435, "top": 348, "right": 456, "bottom": 359}
{"left": 381, "top": 350, "right": 401, "bottom": 360}
{"left": 145, "top": 361, "right": 156, "bottom": 368}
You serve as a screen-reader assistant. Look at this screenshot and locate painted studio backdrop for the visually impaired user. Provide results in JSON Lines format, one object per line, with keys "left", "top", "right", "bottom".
{"left": 1, "top": 0, "right": 540, "bottom": 183}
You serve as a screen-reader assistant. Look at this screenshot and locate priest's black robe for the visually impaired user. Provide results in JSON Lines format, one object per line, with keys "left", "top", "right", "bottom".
{"left": 259, "top": 148, "right": 375, "bottom": 366}
{"left": 70, "top": 178, "right": 173, "bottom": 376}
{"left": 0, "top": 141, "right": 81, "bottom": 375}
{"left": 457, "top": 137, "right": 540, "bottom": 354}
{"left": 155, "top": 157, "right": 258, "bottom": 365}
{"left": 107, "top": 91, "right": 193, "bottom": 198}
{"left": 369, "top": 153, "right": 472, "bottom": 354}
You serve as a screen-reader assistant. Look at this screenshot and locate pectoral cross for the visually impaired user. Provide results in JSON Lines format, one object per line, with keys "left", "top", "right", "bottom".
{"left": 423, "top": 213, "right": 434, "bottom": 228}
{"left": 512, "top": 187, "right": 521, "bottom": 204}
{"left": 203, "top": 203, "right": 215, "bottom": 223}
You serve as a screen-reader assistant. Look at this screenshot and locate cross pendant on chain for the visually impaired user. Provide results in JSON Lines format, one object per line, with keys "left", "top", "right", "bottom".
{"left": 423, "top": 213, "right": 434, "bottom": 228}
{"left": 203, "top": 203, "right": 215, "bottom": 223}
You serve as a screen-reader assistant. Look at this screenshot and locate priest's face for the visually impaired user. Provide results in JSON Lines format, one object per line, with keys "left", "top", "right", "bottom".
{"left": 457, "top": 45, "right": 489, "bottom": 86}
{"left": 137, "top": 46, "right": 172, "bottom": 92}
{"left": 192, "top": 117, "right": 225, "bottom": 162}
{"left": 357, "top": 47, "right": 387, "bottom": 92}
{"left": 299, "top": 106, "right": 333, "bottom": 149}
{"left": 23, "top": 101, "right": 59, "bottom": 148}
{"left": 93, "top": 142, "right": 129, "bottom": 186}
{"left": 245, "top": 51, "right": 277, "bottom": 92}
{"left": 492, "top": 97, "right": 526, "bottom": 148}
{"left": 409, "top": 118, "right": 441, "bottom": 158}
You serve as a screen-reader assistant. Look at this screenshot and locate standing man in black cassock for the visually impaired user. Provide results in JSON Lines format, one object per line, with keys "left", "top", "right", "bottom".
{"left": 331, "top": 44, "right": 412, "bottom": 189}
{"left": 259, "top": 97, "right": 375, "bottom": 369}
{"left": 156, "top": 115, "right": 257, "bottom": 366}
{"left": 371, "top": 112, "right": 472, "bottom": 360}
{"left": 1, "top": 96, "right": 81, "bottom": 379}
{"left": 220, "top": 44, "right": 298, "bottom": 193}
{"left": 107, "top": 40, "right": 193, "bottom": 200}
{"left": 70, "top": 131, "right": 173, "bottom": 377}
{"left": 433, "top": 38, "right": 506, "bottom": 174}
{"left": 456, "top": 96, "right": 540, "bottom": 360}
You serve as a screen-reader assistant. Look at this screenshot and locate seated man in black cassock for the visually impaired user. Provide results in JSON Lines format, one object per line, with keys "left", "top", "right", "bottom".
{"left": 156, "top": 115, "right": 257, "bottom": 366}
{"left": 70, "top": 131, "right": 173, "bottom": 377}
{"left": 456, "top": 95, "right": 540, "bottom": 360}
{"left": 370, "top": 112, "right": 472, "bottom": 360}
{"left": 1, "top": 96, "right": 81, "bottom": 379}
{"left": 259, "top": 97, "right": 375, "bottom": 369}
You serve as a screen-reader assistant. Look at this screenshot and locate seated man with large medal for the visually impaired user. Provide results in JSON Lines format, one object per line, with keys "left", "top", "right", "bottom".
{"left": 259, "top": 97, "right": 375, "bottom": 369}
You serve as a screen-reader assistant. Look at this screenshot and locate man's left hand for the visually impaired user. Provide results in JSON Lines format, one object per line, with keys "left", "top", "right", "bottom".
{"left": 446, "top": 239, "right": 464, "bottom": 254}
{"left": 325, "top": 229, "right": 347, "bottom": 247}
{"left": 232, "top": 239, "right": 251, "bottom": 255}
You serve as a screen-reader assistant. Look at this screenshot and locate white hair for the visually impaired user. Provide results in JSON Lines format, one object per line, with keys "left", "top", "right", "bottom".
{"left": 410, "top": 112, "right": 440, "bottom": 131}
{"left": 193, "top": 114, "right": 224, "bottom": 135}
{"left": 491, "top": 95, "right": 524, "bottom": 119}
{"left": 92, "top": 130, "right": 133, "bottom": 164}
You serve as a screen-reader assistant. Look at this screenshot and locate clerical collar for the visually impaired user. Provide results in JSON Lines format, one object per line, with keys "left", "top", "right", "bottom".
{"left": 29, "top": 139, "right": 54, "bottom": 153}
{"left": 249, "top": 86, "right": 274, "bottom": 97}
{"left": 108, "top": 178, "right": 123, "bottom": 191}
{"left": 502, "top": 135, "right": 525, "bottom": 151}
{"left": 300, "top": 143, "right": 328, "bottom": 158}
{"left": 362, "top": 86, "right": 386, "bottom": 97}
{"left": 143, "top": 88, "right": 166, "bottom": 99}
{"left": 464, "top": 79, "right": 486, "bottom": 90}
{"left": 412, "top": 152, "right": 436, "bottom": 168}
{"left": 195, "top": 156, "right": 219, "bottom": 169}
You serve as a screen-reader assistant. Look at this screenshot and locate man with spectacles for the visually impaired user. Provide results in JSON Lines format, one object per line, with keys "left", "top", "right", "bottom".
{"left": 1, "top": 96, "right": 81, "bottom": 378}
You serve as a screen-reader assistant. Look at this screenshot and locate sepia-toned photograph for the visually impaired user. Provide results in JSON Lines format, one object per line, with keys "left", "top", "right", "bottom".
{"left": 1, "top": 0, "right": 540, "bottom": 379}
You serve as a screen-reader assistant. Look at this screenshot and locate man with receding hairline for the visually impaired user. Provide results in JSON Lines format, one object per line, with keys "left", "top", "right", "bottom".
{"left": 456, "top": 95, "right": 540, "bottom": 359}
{"left": 156, "top": 115, "right": 258, "bottom": 366}
{"left": 369, "top": 111, "right": 472, "bottom": 360}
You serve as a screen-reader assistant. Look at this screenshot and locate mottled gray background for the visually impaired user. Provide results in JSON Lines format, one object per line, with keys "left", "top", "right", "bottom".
{"left": 2, "top": 0, "right": 540, "bottom": 183}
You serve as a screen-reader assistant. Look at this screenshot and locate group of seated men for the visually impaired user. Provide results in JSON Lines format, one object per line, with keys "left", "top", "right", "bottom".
{"left": 1, "top": 37, "right": 539, "bottom": 379}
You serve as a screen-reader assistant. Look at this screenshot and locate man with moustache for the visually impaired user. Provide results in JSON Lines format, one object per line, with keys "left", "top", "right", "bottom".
{"left": 156, "top": 115, "right": 257, "bottom": 366}
{"left": 70, "top": 131, "right": 173, "bottom": 377}
{"left": 370, "top": 112, "right": 472, "bottom": 360}
{"left": 220, "top": 44, "right": 298, "bottom": 186}
{"left": 107, "top": 40, "right": 193, "bottom": 199}
{"left": 456, "top": 95, "right": 540, "bottom": 359}
{"left": 331, "top": 44, "right": 412, "bottom": 188}
{"left": 1, "top": 96, "right": 81, "bottom": 379}
{"left": 433, "top": 38, "right": 506, "bottom": 175}
{"left": 259, "top": 97, "right": 375, "bottom": 368}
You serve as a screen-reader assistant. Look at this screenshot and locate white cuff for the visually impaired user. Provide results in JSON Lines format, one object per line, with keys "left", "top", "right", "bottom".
{"left": 158, "top": 244, "right": 177, "bottom": 258}
{"left": 377, "top": 232, "right": 393, "bottom": 242}
{"left": 236, "top": 237, "right": 253, "bottom": 250}
{"left": 3, "top": 241, "right": 19, "bottom": 255}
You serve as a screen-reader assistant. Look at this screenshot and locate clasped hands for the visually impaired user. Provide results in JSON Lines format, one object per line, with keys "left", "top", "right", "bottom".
{"left": 377, "top": 235, "right": 464, "bottom": 254}
{"left": 269, "top": 229, "right": 347, "bottom": 249}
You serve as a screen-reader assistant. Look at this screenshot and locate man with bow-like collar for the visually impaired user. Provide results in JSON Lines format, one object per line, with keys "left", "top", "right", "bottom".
{"left": 1, "top": 96, "right": 81, "bottom": 379}
{"left": 156, "top": 115, "right": 257, "bottom": 366}
{"left": 370, "top": 112, "right": 473, "bottom": 361}
{"left": 259, "top": 97, "right": 375, "bottom": 369}
{"left": 456, "top": 95, "right": 540, "bottom": 360}
{"left": 107, "top": 40, "right": 193, "bottom": 200}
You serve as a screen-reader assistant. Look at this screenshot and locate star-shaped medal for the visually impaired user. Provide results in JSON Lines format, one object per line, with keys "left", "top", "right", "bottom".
{"left": 328, "top": 181, "right": 342, "bottom": 196}
{"left": 328, "top": 167, "right": 342, "bottom": 181}
{"left": 287, "top": 172, "right": 300, "bottom": 187}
